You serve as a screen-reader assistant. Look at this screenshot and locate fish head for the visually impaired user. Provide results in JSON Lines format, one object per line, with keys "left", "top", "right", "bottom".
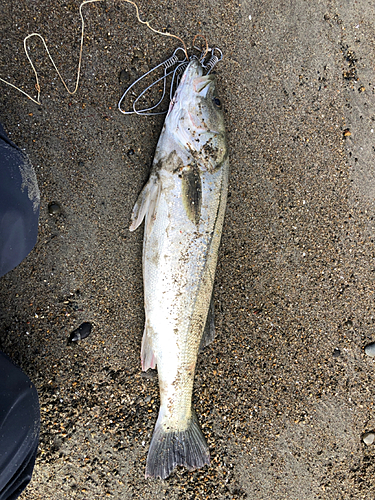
{"left": 166, "top": 58, "right": 227, "bottom": 170}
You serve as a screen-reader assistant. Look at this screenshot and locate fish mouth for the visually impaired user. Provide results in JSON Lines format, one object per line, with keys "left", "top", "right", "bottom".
{"left": 181, "top": 58, "right": 203, "bottom": 80}
{"left": 194, "top": 75, "right": 215, "bottom": 97}
{"left": 167, "top": 59, "right": 204, "bottom": 116}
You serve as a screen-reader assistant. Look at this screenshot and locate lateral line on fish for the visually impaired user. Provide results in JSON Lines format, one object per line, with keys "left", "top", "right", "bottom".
{"left": 0, "top": 0, "right": 188, "bottom": 105}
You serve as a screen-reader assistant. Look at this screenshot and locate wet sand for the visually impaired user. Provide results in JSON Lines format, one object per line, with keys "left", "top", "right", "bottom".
{"left": 1, "top": 0, "right": 375, "bottom": 498}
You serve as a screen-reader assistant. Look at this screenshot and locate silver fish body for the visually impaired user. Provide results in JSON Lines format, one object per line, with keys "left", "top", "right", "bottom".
{"left": 130, "top": 58, "right": 229, "bottom": 479}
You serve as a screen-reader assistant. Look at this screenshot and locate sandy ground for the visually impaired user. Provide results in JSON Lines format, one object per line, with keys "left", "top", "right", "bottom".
{"left": 1, "top": 0, "right": 375, "bottom": 498}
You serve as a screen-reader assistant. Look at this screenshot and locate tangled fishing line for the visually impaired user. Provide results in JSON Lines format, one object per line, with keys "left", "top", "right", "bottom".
{"left": 0, "top": 0, "right": 190, "bottom": 105}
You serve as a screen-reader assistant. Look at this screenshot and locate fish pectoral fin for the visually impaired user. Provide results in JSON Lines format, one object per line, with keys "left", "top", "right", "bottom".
{"left": 181, "top": 167, "right": 202, "bottom": 225}
{"left": 129, "top": 176, "right": 160, "bottom": 232}
{"left": 199, "top": 295, "right": 215, "bottom": 352}
{"left": 141, "top": 325, "right": 157, "bottom": 371}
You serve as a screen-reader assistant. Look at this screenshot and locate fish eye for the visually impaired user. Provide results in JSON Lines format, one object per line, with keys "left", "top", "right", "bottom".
{"left": 213, "top": 97, "right": 222, "bottom": 108}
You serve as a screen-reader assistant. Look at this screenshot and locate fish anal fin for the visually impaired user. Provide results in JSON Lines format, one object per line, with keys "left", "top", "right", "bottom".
{"left": 199, "top": 296, "right": 215, "bottom": 352}
{"left": 145, "top": 409, "right": 210, "bottom": 479}
{"left": 141, "top": 324, "right": 157, "bottom": 371}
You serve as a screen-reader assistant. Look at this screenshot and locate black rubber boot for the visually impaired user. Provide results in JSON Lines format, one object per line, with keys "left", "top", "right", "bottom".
{"left": 0, "top": 352, "right": 40, "bottom": 500}
{"left": 0, "top": 122, "right": 40, "bottom": 278}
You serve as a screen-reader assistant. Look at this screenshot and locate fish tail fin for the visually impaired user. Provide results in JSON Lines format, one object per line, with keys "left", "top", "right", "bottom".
{"left": 145, "top": 409, "right": 210, "bottom": 479}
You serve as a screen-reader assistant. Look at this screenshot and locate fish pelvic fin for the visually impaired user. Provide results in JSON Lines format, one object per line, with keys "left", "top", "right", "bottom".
{"left": 145, "top": 409, "right": 210, "bottom": 479}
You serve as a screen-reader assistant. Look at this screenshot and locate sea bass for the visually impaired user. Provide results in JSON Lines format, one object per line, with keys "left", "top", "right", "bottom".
{"left": 129, "top": 57, "right": 229, "bottom": 479}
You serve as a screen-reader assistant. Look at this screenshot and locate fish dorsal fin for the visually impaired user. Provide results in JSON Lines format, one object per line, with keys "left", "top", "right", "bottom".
{"left": 129, "top": 176, "right": 160, "bottom": 232}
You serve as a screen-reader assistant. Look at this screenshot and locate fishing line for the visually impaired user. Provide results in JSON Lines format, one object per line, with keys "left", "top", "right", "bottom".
{"left": 192, "top": 34, "right": 209, "bottom": 61}
{"left": 122, "top": 1, "right": 188, "bottom": 59}
{"left": 0, "top": 0, "right": 189, "bottom": 105}
{"left": 117, "top": 44, "right": 223, "bottom": 116}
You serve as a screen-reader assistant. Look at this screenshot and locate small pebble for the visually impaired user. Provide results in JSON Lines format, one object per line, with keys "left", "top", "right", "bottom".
{"left": 119, "top": 69, "right": 130, "bottom": 84}
{"left": 127, "top": 148, "right": 135, "bottom": 156}
{"left": 364, "top": 342, "right": 375, "bottom": 357}
{"left": 133, "top": 48, "right": 144, "bottom": 59}
{"left": 363, "top": 432, "right": 375, "bottom": 445}
{"left": 333, "top": 348, "right": 341, "bottom": 357}
{"left": 48, "top": 202, "right": 61, "bottom": 215}
{"left": 67, "top": 322, "right": 92, "bottom": 344}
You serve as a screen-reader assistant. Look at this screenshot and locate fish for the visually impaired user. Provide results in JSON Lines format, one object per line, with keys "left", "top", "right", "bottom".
{"left": 129, "top": 57, "right": 229, "bottom": 479}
